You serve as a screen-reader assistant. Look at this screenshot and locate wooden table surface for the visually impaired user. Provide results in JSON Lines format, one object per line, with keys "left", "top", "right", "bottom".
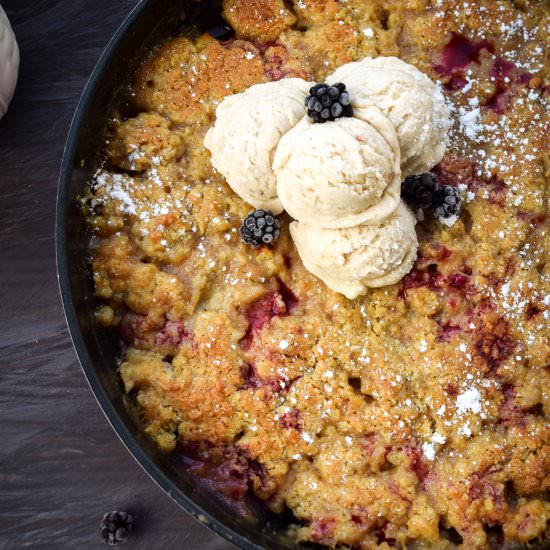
{"left": 0, "top": 1, "right": 236, "bottom": 548}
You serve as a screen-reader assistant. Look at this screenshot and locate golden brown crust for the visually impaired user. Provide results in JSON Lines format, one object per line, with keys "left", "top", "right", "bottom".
{"left": 86, "top": 0, "right": 550, "bottom": 547}
{"left": 222, "top": 0, "right": 296, "bottom": 41}
{"left": 134, "top": 36, "right": 268, "bottom": 124}
{"left": 289, "top": 0, "right": 339, "bottom": 27}
{"left": 106, "top": 113, "right": 185, "bottom": 172}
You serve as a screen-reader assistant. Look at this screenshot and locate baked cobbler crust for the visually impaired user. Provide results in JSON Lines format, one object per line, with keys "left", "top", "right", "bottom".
{"left": 87, "top": 0, "right": 549, "bottom": 547}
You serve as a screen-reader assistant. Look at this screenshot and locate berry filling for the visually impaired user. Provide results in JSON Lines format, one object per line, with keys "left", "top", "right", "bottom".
{"left": 174, "top": 442, "right": 272, "bottom": 506}
{"left": 516, "top": 211, "right": 546, "bottom": 226}
{"left": 240, "top": 281, "right": 298, "bottom": 350}
{"left": 468, "top": 469, "right": 507, "bottom": 522}
{"left": 498, "top": 384, "right": 521, "bottom": 426}
{"left": 433, "top": 156, "right": 507, "bottom": 207}
{"left": 264, "top": 50, "right": 287, "bottom": 81}
{"left": 279, "top": 409, "right": 302, "bottom": 431}
{"left": 448, "top": 273, "right": 470, "bottom": 288}
{"left": 309, "top": 518, "right": 337, "bottom": 543}
{"left": 400, "top": 263, "right": 446, "bottom": 296}
{"left": 525, "top": 303, "right": 541, "bottom": 320}
{"left": 404, "top": 445, "right": 430, "bottom": 484}
{"left": 436, "top": 33, "right": 535, "bottom": 113}
{"left": 240, "top": 362, "right": 299, "bottom": 393}
{"left": 262, "top": 43, "right": 311, "bottom": 81}
{"left": 435, "top": 33, "right": 494, "bottom": 90}
{"left": 252, "top": 40, "right": 278, "bottom": 55}
{"left": 484, "top": 57, "right": 533, "bottom": 113}
{"left": 438, "top": 321, "right": 465, "bottom": 342}
{"left": 374, "top": 521, "right": 397, "bottom": 546}
{"left": 154, "top": 320, "right": 189, "bottom": 347}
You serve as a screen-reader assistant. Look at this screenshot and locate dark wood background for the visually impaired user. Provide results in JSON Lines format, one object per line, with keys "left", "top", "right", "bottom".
{"left": 0, "top": 2, "right": 235, "bottom": 548}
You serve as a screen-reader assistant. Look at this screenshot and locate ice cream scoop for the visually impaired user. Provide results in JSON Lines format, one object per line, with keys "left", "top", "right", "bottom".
{"left": 274, "top": 106, "right": 401, "bottom": 228}
{"left": 203, "top": 56, "right": 449, "bottom": 297}
{"left": 290, "top": 202, "right": 418, "bottom": 299}
{"left": 204, "top": 78, "right": 310, "bottom": 214}
{"left": 328, "top": 56, "right": 449, "bottom": 177}
{"left": 0, "top": 6, "right": 19, "bottom": 119}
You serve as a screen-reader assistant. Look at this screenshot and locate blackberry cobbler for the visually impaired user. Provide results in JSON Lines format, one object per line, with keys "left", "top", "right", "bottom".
{"left": 86, "top": 0, "right": 549, "bottom": 548}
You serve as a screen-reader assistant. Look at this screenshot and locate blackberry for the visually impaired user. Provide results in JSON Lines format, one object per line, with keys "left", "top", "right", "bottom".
{"left": 240, "top": 210, "right": 280, "bottom": 247}
{"left": 434, "top": 185, "right": 461, "bottom": 218}
{"left": 305, "top": 82, "right": 353, "bottom": 123}
{"left": 100, "top": 511, "right": 133, "bottom": 546}
{"left": 401, "top": 173, "right": 461, "bottom": 219}
{"left": 401, "top": 173, "right": 439, "bottom": 209}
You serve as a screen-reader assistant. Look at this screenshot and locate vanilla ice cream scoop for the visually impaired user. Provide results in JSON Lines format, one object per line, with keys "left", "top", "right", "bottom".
{"left": 290, "top": 202, "right": 418, "bottom": 299}
{"left": 274, "top": 107, "right": 401, "bottom": 228}
{"left": 328, "top": 57, "right": 449, "bottom": 177}
{"left": 204, "top": 78, "right": 310, "bottom": 214}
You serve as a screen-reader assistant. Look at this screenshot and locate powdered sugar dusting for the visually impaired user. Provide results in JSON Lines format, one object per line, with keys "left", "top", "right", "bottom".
{"left": 422, "top": 441, "right": 436, "bottom": 461}
{"left": 423, "top": 431, "right": 447, "bottom": 461}
{"left": 456, "top": 388, "right": 482, "bottom": 415}
{"left": 457, "top": 102, "right": 482, "bottom": 141}
{"left": 92, "top": 171, "right": 137, "bottom": 215}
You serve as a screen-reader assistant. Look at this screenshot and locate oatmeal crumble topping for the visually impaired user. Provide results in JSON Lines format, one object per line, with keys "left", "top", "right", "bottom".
{"left": 86, "top": 0, "right": 549, "bottom": 548}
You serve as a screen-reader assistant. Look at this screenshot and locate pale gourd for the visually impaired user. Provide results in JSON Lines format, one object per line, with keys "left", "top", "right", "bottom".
{"left": 0, "top": 6, "right": 19, "bottom": 119}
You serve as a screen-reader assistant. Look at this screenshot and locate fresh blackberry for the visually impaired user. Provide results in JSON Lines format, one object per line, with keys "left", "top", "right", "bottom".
{"left": 305, "top": 82, "right": 353, "bottom": 123}
{"left": 100, "top": 511, "right": 133, "bottom": 546}
{"left": 401, "top": 173, "right": 439, "bottom": 209}
{"left": 434, "top": 185, "right": 461, "bottom": 218}
{"left": 240, "top": 209, "right": 280, "bottom": 247}
{"left": 402, "top": 173, "right": 462, "bottom": 219}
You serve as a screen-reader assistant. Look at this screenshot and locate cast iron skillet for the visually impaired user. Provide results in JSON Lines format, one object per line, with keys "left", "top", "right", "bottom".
{"left": 55, "top": 2, "right": 550, "bottom": 549}
{"left": 56, "top": 1, "right": 303, "bottom": 548}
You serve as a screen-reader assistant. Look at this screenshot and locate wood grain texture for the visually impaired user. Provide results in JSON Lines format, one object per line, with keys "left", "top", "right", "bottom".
{"left": 0, "top": 2, "right": 236, "bottom": 548}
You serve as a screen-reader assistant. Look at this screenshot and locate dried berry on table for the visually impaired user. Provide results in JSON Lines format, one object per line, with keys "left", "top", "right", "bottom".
{"left": 100, "top": 511, "right": 133, "bottom": 546}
